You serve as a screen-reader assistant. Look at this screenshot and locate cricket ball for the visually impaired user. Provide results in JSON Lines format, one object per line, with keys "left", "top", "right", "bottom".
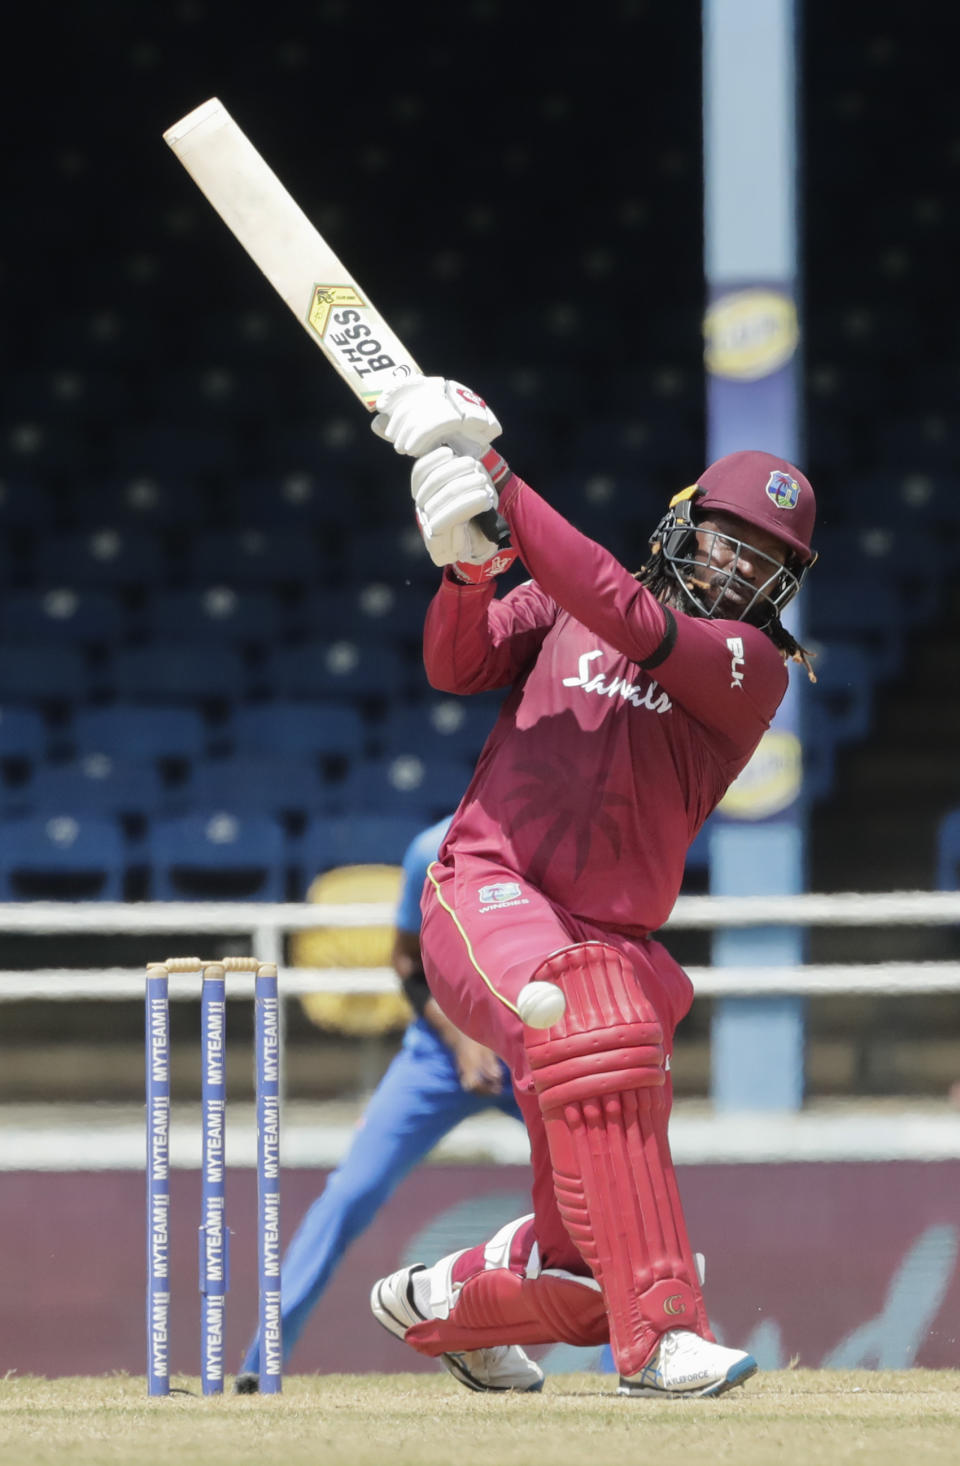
{"left": 516, "top": 981, "right": 566, "bottom": 1029}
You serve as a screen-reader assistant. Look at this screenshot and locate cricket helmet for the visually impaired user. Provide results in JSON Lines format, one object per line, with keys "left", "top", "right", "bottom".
{"left": 652, "top": 449, "right": 817, "bottom": 626}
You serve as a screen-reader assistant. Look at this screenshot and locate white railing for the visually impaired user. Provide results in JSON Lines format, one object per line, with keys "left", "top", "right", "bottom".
{"left": 0, "top": 891, "right": 957, "bottom": 999}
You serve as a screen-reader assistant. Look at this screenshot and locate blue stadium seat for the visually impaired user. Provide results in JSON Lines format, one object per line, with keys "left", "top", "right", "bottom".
{"left": 1, "top": 589, "right": 126, "bottom": 644}
{"left": 853, "top": 470, "right": 960, "bottom": 530}
{"left": 146, "top": 812, "right": 288, "bottom": 900}
{"left": 10, "top": 756, "right": 168, "bottom": 818}
{"left": 263, "top": 639, "right": 409, "bottom": 699}
{"left": 226, "top": 472, "right": 330, "bottom": 528}
{"left": 227, "top": 701, "right": 367, "bottom": 759}
{"left": 0, "top": 814, "right": 126, "bottom": 899}
{"left": 807, "top": 640, "right": 874, "bottom": 746}
{"left": 0, "top": 707, "right": 49, "bottom": 760}
{"left": 183, "top": 756, "right": 328, "bottom": 816}
{"left": 343, "top": 526, "right": 439, "bottom": 585}
{"left": 34, "top": 528, "right": 166, "bottom": 588}
{"left": 142, "top": 587, "right": 283, "bottom": 644}
{"left": 0, "top": 646, "right": 90, "bottom": 703}
{"left": 92, "top": 475, "right": 208, "bottom": 529}
{"left": 804, "top": 579, "right": 905, "bottom": 681}
{"left": 0, "top": 477, "right": 59, "bottom": 530}
{"left": 186, "top": 528, "right": 325, "bottom": 586}
{"left": 112, "top": 423, "right": 241, "bottom": 476}
{"left": 936, "top": 808, "right": 960, "bottom": 890}
{"left": 296, "top": 814, "right": 425, "bottom": 886}
{"left": 70, "top": 706, "right": 208, "bottom": 761}
{"left": 335, "top": 755, "right": 471, "bottom": 818}
{"left": 291, "top": 582, "right": 432, "bottom": 641}
{"left": 377, "top": 694, "right": 504, "bottom": 763}
{"left": 109, "top": 646, "right": 248, "bottom": 702}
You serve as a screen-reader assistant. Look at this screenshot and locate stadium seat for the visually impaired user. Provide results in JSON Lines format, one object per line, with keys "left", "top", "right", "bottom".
{"left": 343, "top": 526, "right": 439, "bottom": 585}
{"left": 183, "top": 756, "right": 328, "bottom": 816}
{"left": 803, "top": 579, "right": 905, "bottom": 681}
{"left": 186, "top": 528, "right": 325, "bottom": 586}
{"left": 335, "top": 755, "right": 471, "bottom": 820}
{"left": 263, "top": 639, "right": 409, "bottom": 700}
{"left": 109, "top": 646, "right": 248, "bottom": 702}
{"left": 0, "top": 477, "right": 59, "bottom": 530}
{"left": 935, "top": 807, "right": 960, "bottom": 890}
{"left": 0, "top": 589, "right": 126, "bottom": 645}
{"left": 70, "top": 706, "right": 209, "bottom": 762}
{"left": 0, "top": 813, "right": 126, "bottom": 899}
{"left": 295, "top": 814, "right": 425, "bottom": 884}
{"left": 112, "top": 423, "right": 241, "bottom": 477}
{"left": 9, "top": 756, "right": 169, "bottom": 818}
{"left": 291, "top": 582, "right": 432, "bottom": 642}
{"left": 0, "top": 646, "right": 90, "bottom": 703}
{"left": 225, "top": 472, "right": 330, "bottom": 528}
{"left": 34, "top": 528, "right": 166, "bottom": 588}
{"left": 806, "top": 640, "right": 874, "bottom": 746}
{"left": 142, "top": 587, "right": 283, "bottom": 644}
{"left": 293, "top": 863, "right": 411, "bottom": 1037}
{"left": 0, "top": 707, "right": 49, "bottom": 761}
{"left": 377, "top": 695, "right": 504, "bottom": 763}
{"left": 227, "top": 701, "right": 367, "bottom": 760}
{"left": 146, "top": 812, "right": 288, "bottom": 900}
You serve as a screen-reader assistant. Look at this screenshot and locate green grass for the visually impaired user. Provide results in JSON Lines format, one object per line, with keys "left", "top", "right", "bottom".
{"left": 2, "top": 1372, "right": 959, "bottom": 1466}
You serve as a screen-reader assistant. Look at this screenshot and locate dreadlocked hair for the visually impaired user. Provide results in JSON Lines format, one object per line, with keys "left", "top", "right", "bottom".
{"left": 764, "top": 617, "right": 817, "bottom": 683}
{"left": 635, "top": 546, "right": 818, "bottom": 684}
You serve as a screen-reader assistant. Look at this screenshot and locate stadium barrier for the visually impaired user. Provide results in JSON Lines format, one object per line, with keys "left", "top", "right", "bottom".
{"left": 0, "top": 890, "right": 957, "bottom": 999}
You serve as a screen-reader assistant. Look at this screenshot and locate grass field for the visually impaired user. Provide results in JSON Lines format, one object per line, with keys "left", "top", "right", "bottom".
{"left": 2, "top": 1371, "right": 959, "bottom": 1466}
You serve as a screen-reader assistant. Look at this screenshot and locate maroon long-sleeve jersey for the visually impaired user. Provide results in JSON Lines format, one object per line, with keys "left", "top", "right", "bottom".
{"left": 423, "top": 473, "right": 789, "bottom": 935}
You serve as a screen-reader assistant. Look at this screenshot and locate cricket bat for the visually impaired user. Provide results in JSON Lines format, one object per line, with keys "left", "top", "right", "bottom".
{"left": 163, "top": 97, "right": 421, "bottom": 411}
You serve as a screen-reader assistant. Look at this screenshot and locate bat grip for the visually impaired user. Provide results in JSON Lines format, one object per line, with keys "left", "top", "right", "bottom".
{"left": 472, "top": 508, "right": 512, "bottom": 548}
{"left": 444, "top": 436, "right": 512, "bottom": 549}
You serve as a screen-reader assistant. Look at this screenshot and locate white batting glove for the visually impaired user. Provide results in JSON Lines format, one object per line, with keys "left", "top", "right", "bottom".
{"left": 372, "top": 377, "right": 502, "bottom": 458}
{"left": 411, "top": 446, "right": 501, "bottom": 567}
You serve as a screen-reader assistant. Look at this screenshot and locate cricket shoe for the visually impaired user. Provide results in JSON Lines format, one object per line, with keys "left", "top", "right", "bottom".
{"left": 617, "top": 1329, "right": 757, "bottom": 1399}
{"left": 370, "top": 1262, "right": 544, "bottom": 1393}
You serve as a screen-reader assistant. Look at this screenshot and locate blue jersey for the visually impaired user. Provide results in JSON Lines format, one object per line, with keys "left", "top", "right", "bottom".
{"left": 395, "top": 815, "right": 453, "bottom": 934}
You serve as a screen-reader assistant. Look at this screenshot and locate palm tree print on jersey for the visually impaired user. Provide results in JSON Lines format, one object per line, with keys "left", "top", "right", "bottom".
{"left": 502, "top": 752, "right": 631, "bottom": 884}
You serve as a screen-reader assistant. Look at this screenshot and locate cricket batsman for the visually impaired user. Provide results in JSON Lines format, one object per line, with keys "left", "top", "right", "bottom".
{"left": 366, "top": 377, "right": 817, "bottom": 1398}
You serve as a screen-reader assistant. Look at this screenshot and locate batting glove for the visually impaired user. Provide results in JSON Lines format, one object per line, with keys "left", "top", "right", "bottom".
{"left": 372, "top": 377, "right": 502, "bottom": 457}
{"left": 411, "top": 446, "right": 516, "bottom": 578}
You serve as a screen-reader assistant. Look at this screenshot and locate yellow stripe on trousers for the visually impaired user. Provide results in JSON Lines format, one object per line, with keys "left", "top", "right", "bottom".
{"left": 425, "top": 861, "right": 520, "bottom": 1019}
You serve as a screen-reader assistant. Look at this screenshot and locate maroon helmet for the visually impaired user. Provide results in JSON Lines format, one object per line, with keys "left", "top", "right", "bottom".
{"left": 653, "top": 450, "right": 817, "bottom": 627}
{"left": 696, "top": 450, "right": 816, "bottom": 566}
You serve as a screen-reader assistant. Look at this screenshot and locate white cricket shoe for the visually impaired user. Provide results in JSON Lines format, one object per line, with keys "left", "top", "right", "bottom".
{"left": 617, "top": 1328, "right": 757, "bottom": 1399}
{"left": 370, "top": 1262, "right": 544, "bottom": 1394}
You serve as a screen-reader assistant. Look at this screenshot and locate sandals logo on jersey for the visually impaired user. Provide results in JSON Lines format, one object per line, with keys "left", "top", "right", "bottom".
{"left": 765, "top": 470, "right": 800, "bottom": 511}
{"left": 477, "top": 881, "right": 530, "bottom": 914}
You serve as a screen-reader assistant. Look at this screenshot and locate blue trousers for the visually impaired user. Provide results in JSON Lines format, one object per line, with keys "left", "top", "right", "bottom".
{"left": 241, "top": 1018, "right": 524, "bottom": 1372}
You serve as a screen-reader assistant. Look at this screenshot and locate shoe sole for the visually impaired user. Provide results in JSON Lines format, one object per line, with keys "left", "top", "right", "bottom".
{"left": 617, "top": 1355, "right": 758, "bottom": 1400}
{"left": 371, "top": 1270, "right": 544, "bottom": 1394}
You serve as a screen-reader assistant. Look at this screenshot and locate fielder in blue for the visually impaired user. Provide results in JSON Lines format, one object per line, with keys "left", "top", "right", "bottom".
{"left": 235, "top": 815, "right": 524, "bottom": 1389}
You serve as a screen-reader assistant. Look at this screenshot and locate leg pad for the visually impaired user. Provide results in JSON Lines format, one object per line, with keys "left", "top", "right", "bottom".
{"left": 523, "top": 942, "right": 710, "bottom": 1376}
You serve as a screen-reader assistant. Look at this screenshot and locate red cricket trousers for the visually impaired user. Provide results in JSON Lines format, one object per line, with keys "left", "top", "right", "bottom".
{"left": 419, "top": 854, "right": 695, "bottom": 1275}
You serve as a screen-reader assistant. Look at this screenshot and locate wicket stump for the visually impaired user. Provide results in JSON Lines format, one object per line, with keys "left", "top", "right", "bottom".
{"left": 145, "top": 957, "right": 282, "bottom": 1396}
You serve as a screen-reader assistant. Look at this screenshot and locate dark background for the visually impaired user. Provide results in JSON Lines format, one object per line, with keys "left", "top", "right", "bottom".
{"left": 2, "top": 1, "right": 959, "bottom": 1097}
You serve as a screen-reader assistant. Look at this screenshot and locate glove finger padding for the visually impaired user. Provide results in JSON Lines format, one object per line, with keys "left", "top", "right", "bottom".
{"left": 372, "top": 377, "right": 502, "bottom": 457}
{"left": 412, "top": 447, "right": 497, "bottom": 535}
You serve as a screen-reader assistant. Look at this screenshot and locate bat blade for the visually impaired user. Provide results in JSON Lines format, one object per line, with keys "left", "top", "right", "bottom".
{"left": 163, "top": 97, "right": 420, "bottom": 408}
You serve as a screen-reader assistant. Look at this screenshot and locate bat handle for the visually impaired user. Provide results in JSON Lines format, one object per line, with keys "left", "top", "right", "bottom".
{"left": 472, "top": 508, "right": 512, "bottom": 548}
{"left": 444, "top": 436, "right": 513, "bottom": 550}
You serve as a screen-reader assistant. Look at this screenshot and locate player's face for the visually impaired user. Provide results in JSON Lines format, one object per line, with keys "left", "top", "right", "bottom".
{"left": 692, "top": 512, "right": 790, "bottom": 621}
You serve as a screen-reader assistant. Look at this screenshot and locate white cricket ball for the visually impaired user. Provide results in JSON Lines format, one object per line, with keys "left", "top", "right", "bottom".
{"left": 516, "top": 981, "right": 566, "bottom": 1029}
